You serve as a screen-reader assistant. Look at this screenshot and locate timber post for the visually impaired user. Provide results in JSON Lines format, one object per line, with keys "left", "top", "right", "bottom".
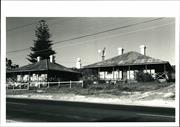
{"left": 112, "top": 67, "right": 115, "bottom": 80}
{"left": 70, "top": 80, "right": 72, "bottom": 88}
{"left": 145, "top": 65, "right": 148, "bottom": 73}
{"left": 128, "top": 66, "right": 130, "bottom": 80}
{"left": 81, "top": 80, "right": 84, "bottom": 88}
{"left": 98, "top": 68, "right": 100, "bottom": 80}
{"left": 58, "top": 80, "right": 60, "bottom": 87}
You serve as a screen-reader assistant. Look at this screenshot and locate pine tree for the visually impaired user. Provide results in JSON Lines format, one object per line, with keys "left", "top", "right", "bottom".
{"left": 27, "top": 20, "right": 55, "bottom": 63}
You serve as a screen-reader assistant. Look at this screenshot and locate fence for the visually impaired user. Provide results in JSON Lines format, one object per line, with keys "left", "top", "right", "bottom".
{"left": 6, "top": 80, "right": 84, "bottom": 90}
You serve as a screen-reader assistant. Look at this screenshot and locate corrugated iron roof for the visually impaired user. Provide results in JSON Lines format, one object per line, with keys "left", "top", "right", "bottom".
{"left": 7, "top": 59, "right": 80, "bottom": 73}
{"left": 84, "top": 51, "right": 169, "bottom": 68}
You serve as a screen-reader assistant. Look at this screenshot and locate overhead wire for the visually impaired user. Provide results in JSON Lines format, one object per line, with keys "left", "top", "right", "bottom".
{"left": 7, "top": 18, "right": 74, "bottom": 32}
{"left": 53, "top": 18, "right": 164, "bottom": 44}
{"left": 7, "top": 18, "right": 165, "bottom": 54}
{"left": 6, "top": 18, "right": 72, "bottom": 32}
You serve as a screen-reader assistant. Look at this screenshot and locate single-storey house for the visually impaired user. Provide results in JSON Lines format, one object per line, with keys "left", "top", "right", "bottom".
{"left": 6, "top": 57, "right": 81, "bottom": 87}
{"left": 84, "top": 46, "right": 174, "bottom": 81}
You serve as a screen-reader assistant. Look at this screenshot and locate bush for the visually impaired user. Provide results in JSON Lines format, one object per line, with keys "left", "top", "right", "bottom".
{"left": 98, "top": 80, "right": 106, "bottom": 84}
{"left": 81, "top": 69, "right": 99, "bottom": 86}
{"left": 135, "top": 71, "right": 154, "bottom": 82}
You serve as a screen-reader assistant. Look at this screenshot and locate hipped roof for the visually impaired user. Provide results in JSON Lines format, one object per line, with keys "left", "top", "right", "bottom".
{"left": 7, "top": 59, "right": 80, "bottom": 73}
{"left": 84, "top": 51, "right": 171, "bottom": 69}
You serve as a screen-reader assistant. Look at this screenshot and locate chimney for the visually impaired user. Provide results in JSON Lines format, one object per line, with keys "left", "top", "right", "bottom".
{"left": 101, "top": 47, "right": 106, "bottom": 61}
{"left": 117, "top": 47, "right": 124, "bottom": 55}
{"left": 98, "top": 47, "right": 106, "bottom": 61}
{"left": 37, "top": 56, "right": 41, "bottom": 62}
{"left": 50, "top": 55, "right": 55, "bottom": 63}
{"left": 76, "top": 57, "right": 81, "bottom": 69}
{"left": 140, "top": 45, "right": 146, "bottom": 55}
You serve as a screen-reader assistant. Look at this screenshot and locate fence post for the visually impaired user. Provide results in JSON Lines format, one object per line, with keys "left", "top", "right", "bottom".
{"left": 47, "top": 82, "right": 49, "bottom": 88}
{"left": 27, "top": 82, "right": 30, "bottom": 90}
{"left": 70, "top": 80, "right": 72, "bottom": 88}
{"left": 58, "top": 80, "right": 60, "bottom": 87}
{"left": 20, "top": 83, "right": 21, "bottom": 90}
{"left": 13, "top": 84, "right": 14, "bottom": 91}
{"left": 81, "top": 81, "right": 84, "bottom": 88}
{"left": 39, "top": 82, "right": 41, "bottom": 89}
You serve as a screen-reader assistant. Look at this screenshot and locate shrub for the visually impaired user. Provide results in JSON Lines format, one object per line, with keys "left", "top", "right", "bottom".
{"left": 135, "top": 71, "right": 154, "bottom": 82}
{"left": 81, "top": 69, "right": 99, "bottom": 85}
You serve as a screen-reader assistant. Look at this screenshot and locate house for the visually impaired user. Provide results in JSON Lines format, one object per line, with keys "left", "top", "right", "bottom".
{"left": 6, "top": 56, "right": 81, "bottom": 87}
{"left": 84, "top": 46, "right": 174, "bottom": 81}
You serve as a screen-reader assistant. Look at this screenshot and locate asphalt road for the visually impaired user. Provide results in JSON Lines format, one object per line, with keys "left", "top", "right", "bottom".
{"left": 6, "top": 97, "right": 175, "bottom": 122}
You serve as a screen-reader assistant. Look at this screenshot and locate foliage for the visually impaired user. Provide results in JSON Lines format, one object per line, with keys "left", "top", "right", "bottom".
{"left": 135, "top": 71, "right": 154, "bottom": 82}
{"left": 6, "top": 58, "right": 19, "bottom": 70}
{"left": 81, "top": 69, "right": 99, "bottom": 86}
{"left": 27, "top": 20, "right": 55, "bottom": 63}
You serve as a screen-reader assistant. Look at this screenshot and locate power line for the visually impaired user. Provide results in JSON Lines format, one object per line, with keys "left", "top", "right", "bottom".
{"left": 53, "top": 18, "right": 164, "bottom": 44}
{"left": 7, "top": 47, "right": 30, "bottom": 53}
{"left": 7, "top": 18, "right": 164, "bottom": 54}
{"left": 7, "top": 22, "right": 37, "bottom": 32}
{"left": 51, "top": 21, "right": 174, "bottom": 50}
{"left": 7, "top": 18, "right": 75, "bottom": 32}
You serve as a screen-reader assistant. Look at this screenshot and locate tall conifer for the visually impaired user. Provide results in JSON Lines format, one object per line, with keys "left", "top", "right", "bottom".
{"left": 27, "top": 20, "right": 55, "bottom": 63}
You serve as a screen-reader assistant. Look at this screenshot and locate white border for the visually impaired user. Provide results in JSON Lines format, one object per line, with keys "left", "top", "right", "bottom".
{"left": 1, "top": 1, "right": 180, "bottom": 127}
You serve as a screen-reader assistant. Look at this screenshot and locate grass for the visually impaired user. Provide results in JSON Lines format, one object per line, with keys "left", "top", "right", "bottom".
{"left": 6, "top": 81, "right": 174, "bottom": 96}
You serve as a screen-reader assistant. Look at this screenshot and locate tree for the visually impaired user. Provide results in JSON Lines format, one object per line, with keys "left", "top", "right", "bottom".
{"left": 27, "top": 20, "right": 56, "bottom": 63}
{"left": 6, "top": 58, "right": 19, "bottom": 70}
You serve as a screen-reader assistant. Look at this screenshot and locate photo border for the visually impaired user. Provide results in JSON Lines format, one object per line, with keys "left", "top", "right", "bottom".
{"left": 1, "top": 1, "right": 179, "bottom": 126}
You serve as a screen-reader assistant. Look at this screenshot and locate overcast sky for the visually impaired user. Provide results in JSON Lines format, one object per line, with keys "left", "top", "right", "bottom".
{"left": 6, "top": 17, "right": 175, "bottom": 67}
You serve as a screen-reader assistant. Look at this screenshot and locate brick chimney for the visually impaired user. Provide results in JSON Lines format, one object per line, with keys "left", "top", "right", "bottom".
{"left": 50, "top": 55, "right": 55, "bottom": 63}
{"left": 76, "top": 57, "right": 81, "bottom": 69}
{"left": 140, "top": 45, "right": 146, "bottom": 55}
{"left": 117, "top": 47, "right": 124, "bottom": 55}
{"left": 37, "top": 56, "right": 41, "bottom": 62}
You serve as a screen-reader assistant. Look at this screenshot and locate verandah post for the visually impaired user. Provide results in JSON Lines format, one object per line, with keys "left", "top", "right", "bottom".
{"left": 145, "top": 65, "right": 148, "bottom": 73}
{"left": 28, "top": 72, "right": 30, "bottom": 90}
{"left": 128, "top": 66, "right": 130, "bottom": 80}
{"left": 98, "top": 68, "right": 100, "bottom": 80}
{"left": 164, "top": 64, "right": 166, "bottom": 73}
{"left": 112, "top": 67, "right": 114, "bottom": 80}
{"left": 164, "top": 64, "right": 167, "bottom": 80}
{"left": 118, "top": 69, "right": 120, "bottom": 80}
{"left": 20, "top": 72, "right": 22, "bottom": 89}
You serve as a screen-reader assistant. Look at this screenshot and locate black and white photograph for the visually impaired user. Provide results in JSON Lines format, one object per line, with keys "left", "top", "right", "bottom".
{"left": 1, "top": 1, "right": 179, "bottom": 127}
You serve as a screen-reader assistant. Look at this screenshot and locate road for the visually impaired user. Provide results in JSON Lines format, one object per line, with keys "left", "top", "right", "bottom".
{"left": 6, "top": 97, "right": 175, "bottom": 122}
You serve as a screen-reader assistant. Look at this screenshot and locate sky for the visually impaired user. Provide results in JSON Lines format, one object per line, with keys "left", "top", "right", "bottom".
{"left": 6, "top": 17, "right": 175, "bottom": 67}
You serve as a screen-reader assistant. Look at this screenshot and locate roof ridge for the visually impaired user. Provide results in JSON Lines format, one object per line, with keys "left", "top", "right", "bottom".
{"left": 84, "top": 51, "right": 168, "bottom": 68}
{"left": 7, "top": 59, "right": 80, "bottom": 73}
